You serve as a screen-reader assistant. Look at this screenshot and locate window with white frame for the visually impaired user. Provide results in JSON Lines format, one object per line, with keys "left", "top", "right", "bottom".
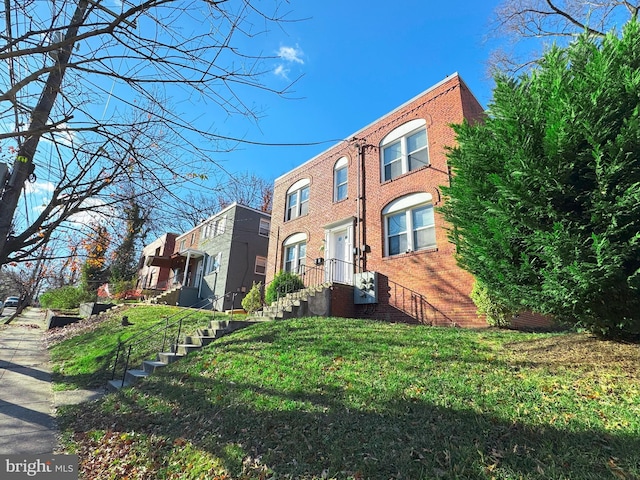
{"left": 334, "top": 157, "right": 348, "bottom": 202}
{"left": 383, "top": 193, "right": 436, "bottom": 256}
{"left": 259, "top": 218, "right": 270, "bottom": 237}
{"left": 206, "top": 252, "right": 222, "bottom": 274}
{"left": 380, "top": 119, "right": 429, "bottom": 182}
{"left": 254, "top": 256, "right": 267, "bottom": 275}
{"left": 215, "top": 216, "right": 227, "bottom": 236}
{"left": 202, "top": 222, "right": 210, "bottom": 239}
{"left": 286, "top": 179, "right": 310, "bottom": 221}
{"left": 283, "top": 233, "right": 307, "bottom": 274}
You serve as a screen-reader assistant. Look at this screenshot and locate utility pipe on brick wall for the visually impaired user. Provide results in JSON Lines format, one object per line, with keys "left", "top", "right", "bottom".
{"left": 355, "top": 141, "right": 367, "bottom": 273}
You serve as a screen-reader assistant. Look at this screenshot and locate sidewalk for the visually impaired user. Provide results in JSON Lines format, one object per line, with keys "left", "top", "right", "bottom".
{"left": 0, "top": 308, "right": 56, "bottom": 454}
{"left": 0, "top": 308, "right": 105, "bottom": 455}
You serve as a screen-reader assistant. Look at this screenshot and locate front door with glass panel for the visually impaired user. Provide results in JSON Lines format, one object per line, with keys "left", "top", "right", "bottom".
{"left": 326, "top": 227, "right": 353, "bottom": 284}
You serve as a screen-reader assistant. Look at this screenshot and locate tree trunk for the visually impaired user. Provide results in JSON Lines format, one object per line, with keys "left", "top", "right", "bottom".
{"left": 0, "top": 0, "right": 88, "bottom": 260}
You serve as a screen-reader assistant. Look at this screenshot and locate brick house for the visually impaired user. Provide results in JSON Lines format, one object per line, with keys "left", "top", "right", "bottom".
{"left": 163, "top": 203, "right": 271, "bottom": 310}
{"left": 266, "top": 73, "right": 488, "bottom": 328}
{"left": 137, "top": 233, "right": 178, "bottom": 291}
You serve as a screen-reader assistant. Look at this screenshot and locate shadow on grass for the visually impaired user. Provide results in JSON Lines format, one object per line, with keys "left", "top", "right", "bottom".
{"left": 58, "top": 371, "right": 639, "bottom": 480}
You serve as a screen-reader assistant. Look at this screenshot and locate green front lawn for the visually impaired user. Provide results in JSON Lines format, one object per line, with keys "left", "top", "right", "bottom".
{"left": 46, "top": 304, "right": 235, "bottom": 390}
{"left": 53, "top": 314, "right": 640, "bottom": 479}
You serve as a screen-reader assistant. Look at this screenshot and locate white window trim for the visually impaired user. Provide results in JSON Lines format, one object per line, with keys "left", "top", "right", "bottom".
{"left": 216, "top": 216, "right": 227, "bottom": 236}
{"left": 283, "top": 232, "right": 307, "bottom": 246}
{"left": 254, "top": 256, "right": 267, "bottom": 275}
{"left": 383, "top": 193, "right": 435, "bottom": 256}
{"left": 380, "top": 119, "right": 429, "bottom": 182}
{"left": 334, "top": 157, "right": 348, "bottom": 202}
{"left": 259, "top": 218, "right": 270, "bottom": 237}
{"left": 206, "top": 252, "right": 222, "bottom": 274}
{"left": 286, "top": 179, "right": 310, "bottom": 221}
{"left": 283, "top": 233, "right": 307, "bottom": 274}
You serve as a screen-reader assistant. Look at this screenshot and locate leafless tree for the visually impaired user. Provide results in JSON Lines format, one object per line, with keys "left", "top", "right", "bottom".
{"left": 214, "top": 171, "right": 274, "bottom": 213}
{"left": 489, "top": 0, "right": 639, "bottom": 72}
{"left": 153, "top": 170, "right": 273, "bottom": 232}
{"left": 0, "top": 0, "right": 294, "bottom": 266}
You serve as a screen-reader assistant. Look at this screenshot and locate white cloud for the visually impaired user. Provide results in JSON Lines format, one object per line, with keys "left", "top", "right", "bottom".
{"left": 67, "top": 197, "right": 115, "bottom": 226}
{"left": 50, "top": 122, "right": 76, "bottom": 147}
{"left": 274, "top": 64, "right": 290, "bottom": 79}
{"left": 24, "top": 180, "right": 55, "bottom": 195}
{"left": 274, "top": 44, "right": 304, "bottom": 80}
{"left": 277, "top": 45, "right": 304, "bottom": 64}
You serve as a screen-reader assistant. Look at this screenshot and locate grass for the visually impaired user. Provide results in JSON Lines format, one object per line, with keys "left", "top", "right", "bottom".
{"left": 46, "top": 304, "right": 237, "bottom": 390}
{"left": 53, "top": 313, "right": 640, "bottom": 479}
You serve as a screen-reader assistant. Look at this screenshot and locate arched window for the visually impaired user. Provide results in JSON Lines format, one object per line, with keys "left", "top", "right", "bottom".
{"left": 380, "top": 119, "right": 429, "bottom": 182}
{"left": 382, "top": 193, "right": 435, "bottom": 256}
{"left": 283, "top": 232, "right": 307, "bottom": 274}
{"left": 334, "top": 157, "right": 348, "bottom": 202}
{"left": 286, "top": 178, "right": 310, "bottom": 221}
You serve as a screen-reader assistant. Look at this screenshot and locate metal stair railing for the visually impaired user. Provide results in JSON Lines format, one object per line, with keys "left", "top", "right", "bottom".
{"left": 110, "top": 297, "right": 213, "bottom": 386}
{"left": 210, "top": 290, "right": 239, "bottom": 316}
{"left": 386, "top": 278, "right": 455, "bottom": 326}
{"left": 258, "top": 258, "right": 356, "bottom": 318}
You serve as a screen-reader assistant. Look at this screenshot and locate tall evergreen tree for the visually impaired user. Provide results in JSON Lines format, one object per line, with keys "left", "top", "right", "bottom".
{"left": 442, "top": 20, "right": 640, "bottom": 339}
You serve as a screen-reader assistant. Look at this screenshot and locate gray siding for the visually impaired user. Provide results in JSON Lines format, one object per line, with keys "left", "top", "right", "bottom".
{"left": 198, "top": 205, "right": 269, "bottom": 311}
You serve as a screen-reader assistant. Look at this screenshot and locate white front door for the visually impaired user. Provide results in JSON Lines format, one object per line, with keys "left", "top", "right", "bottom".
{"left": 194, "top": 260, "right": 204, "bottom": 289}
{"left": 326, "top": 226, "right": 353, "bottom": 284}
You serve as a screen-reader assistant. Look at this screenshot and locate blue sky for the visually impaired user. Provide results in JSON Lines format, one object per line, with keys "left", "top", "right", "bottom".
{"left": 7, "top": 0, "right": 507, "bottom": 240}
{"left": 211, "top": 0, "right": 503, "bottom": 184}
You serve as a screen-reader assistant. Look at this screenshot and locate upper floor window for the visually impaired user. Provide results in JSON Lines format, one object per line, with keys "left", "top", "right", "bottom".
{"left": 382, "top": 193, "right": 436, "bottom": 256}
{"left": 259, "top": 218, "right": 270, "bottom": 237}
{"left": 334, "top": 157, "right": 348, "bottom": 202}
{"left": 202, "top": 216, "right": 227, "bottom": 239}
{"left": 202, "top": 223, "right": 211, "bottom": 239}
{"left": 380, "top": 119, "right": 429, "bottom": 182}
{"left": 179, "top": 239, "right": 186, "bottom": 251}
{"left": 217, "top": 216, "right": 227, "bottom": 236}
{"left": 255, "top": 256, "right": 267, "bottom": 275}
{"left": 286, "top": 178, "right": 310, "bottom": 221}
{"left": 283, "top": 232, "right": 307, "bottom": 274}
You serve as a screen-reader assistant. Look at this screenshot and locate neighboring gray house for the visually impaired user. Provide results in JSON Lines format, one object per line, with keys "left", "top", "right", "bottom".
{"left": 166, "top": 203, "right": 271, "bottom": 311}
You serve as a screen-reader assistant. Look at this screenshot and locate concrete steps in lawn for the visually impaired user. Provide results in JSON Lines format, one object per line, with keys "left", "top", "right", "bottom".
{"left": 252, "top": 283, "right": 332, "bottom": 321}
{"left": 107, "top": 317, "right": 256, "bottom": 391}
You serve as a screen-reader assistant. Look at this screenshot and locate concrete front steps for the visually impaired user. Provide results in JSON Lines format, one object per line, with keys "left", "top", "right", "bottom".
{"left": 107, "top": 318, "right": 254, "bottom": 391}
{"left": 251, "top": 283, "right": 332, "bottom": 321}
{"left": 147, "top": 285, "right": 182, "bottom": 306}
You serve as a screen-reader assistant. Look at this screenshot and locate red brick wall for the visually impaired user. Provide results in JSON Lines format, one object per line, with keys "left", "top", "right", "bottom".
{"left": 174, "top": 226, "right": 201, "bottom": 254}
{"left": 330, "top": 284, "right": 357, "bottom": 319}
{"left": 268, "top": 74, "right": 488, "bottom": 328}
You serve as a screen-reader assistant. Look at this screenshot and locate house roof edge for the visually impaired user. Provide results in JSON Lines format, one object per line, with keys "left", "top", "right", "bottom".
{"left": 274, "top": 72, "right": 465, "bottom": 183}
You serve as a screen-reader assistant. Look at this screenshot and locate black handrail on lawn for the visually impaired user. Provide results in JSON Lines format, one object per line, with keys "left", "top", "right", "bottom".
{"left": 110, "top": 296, "right": 217, "bottom": 386}
{"left": 386, "top": 278, "right": 455, "bottom": 327}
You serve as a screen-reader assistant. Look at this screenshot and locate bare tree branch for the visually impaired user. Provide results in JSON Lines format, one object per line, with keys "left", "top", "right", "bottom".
{"left": 0, "top": 0, "right": 297, "bottom": 266}
{"left": 489, "top": 0, "right": 638, "bottom": 73}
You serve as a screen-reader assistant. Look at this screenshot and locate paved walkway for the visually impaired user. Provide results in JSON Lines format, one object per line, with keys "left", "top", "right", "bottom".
{"left": 0, "top": 308, "right": 56, "bottom": 454}
{"left": 0, "top": 308, "right": 105, "bottom": 455}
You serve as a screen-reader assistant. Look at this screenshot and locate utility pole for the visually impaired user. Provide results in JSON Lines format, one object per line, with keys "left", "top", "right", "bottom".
{"left": 0, "top": 0, "right": 89, "bottom": 262}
